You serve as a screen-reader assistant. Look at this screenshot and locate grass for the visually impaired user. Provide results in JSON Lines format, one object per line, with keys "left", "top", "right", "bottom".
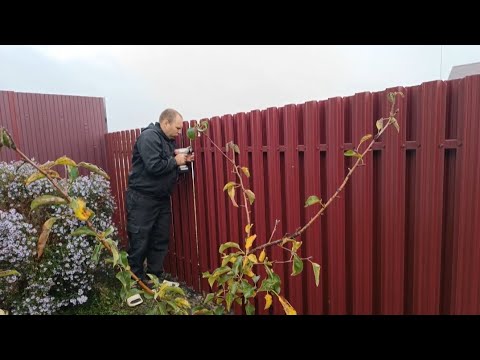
{"left": 57, "top": 271, "right": 157, "bottom": 315}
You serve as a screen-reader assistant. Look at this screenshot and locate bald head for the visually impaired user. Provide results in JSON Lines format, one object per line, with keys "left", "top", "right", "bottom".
{"left": 159, "top": 108, "right": 184, "bottom": 139}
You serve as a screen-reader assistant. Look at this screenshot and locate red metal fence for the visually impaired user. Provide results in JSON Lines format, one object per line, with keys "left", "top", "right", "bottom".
{"left": 0, "top": 90, "right": 108, "bottom": 170}
{"left": 105, "top": 75, "right": 480, "bottom": 314}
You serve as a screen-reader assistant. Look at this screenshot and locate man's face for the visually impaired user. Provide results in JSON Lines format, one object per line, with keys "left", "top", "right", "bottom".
{"left": 163, "top": 115, "right": 183, "bottom": 139}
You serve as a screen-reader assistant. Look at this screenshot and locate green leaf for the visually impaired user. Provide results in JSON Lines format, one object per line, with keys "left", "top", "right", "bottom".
{"left": 204, "top": 293, "right": 215, "bottom": 304}
{"left": 37, "top": 217, "right": 58, "bottom": 259}
{"left": 103, "top": 226, "right": 115, "bottom": 237}
{"left": 54, "top": 156, "right": 77, "bottom": 167}
{"left": 245, "top": 302, "right": 255, "bottom": 315}
{"left": 245, "top": 189, "right": 255, "bottom": 205}
{"left": 68, "top": 165, "right": 79, "bottom": 181}
{"left": 305, "top": 195, "right": 321, "bottom": 207}
{"left": 226, "top": 292, "right": 234, "bottom": 312}
{"left": 1, "top": 128, "right": 16, "bottom": 149}
{"left": 0, "top": 270, "right": 20, "bottom": 278}
{"left": 119, "top": 251, "right": 129, "bottom": 269}
{"left": 311, "top": 262, "right": 321, "bottom": 287}
{"left": 271, "top": 273, "right": 281, "bottom": 294}
{"left": 232, "top": 256, "right": 243, "bottom": 276}
{"left": 214, "top": 306, "right": 225, "bottom": 315}
{"left": 187, "top": 127, "right": 197, "bottom": 140}
{"left": 240, "top": 280, "right": 255, "bottom": 299}
{"left": 208, "top": 275, "right": 216, "bottom": 289}
{"left": 292, "top": 255, "right": 304, "bottom": 276}
{"left": 115, "top": 270, "right": 131, "bottom": 288}
{"left": 212, "top": 266, "right": 231, "bottom": 278}
{"left": 344, "top": 149, "right": 361, "bottom": 158}
{"left": 31, "top": 195, "right": 67, "bottom": 210}
{"left": 252, "top": 275, "right": 260, "bottom": 284}
{"left": 91, "top": 242, "right": 103, "bottom": 264}
{"left": 77, "top": 162, "right": 109, "bottom": 180}
{"left": 219, "top": 242, "right": 241, "bottom": 254}
{"left": 71, "top": 226, "right": 98, "bottom": 237}
{"left": 105, "top": 238, "right": 119, "bottom": 267}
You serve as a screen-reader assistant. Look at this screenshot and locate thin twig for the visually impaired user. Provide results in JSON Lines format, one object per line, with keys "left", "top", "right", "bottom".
{"left": 249, "top": 97, "right": 398, "bottom": 254}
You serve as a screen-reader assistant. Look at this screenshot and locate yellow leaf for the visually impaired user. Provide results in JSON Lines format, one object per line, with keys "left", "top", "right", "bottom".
{"left": 264, "top": 293, "right": 273, "bottom": 310}
{"left": 37, "top": 217, "right": 58, "bottom": 259}
{"left": 244, "top": 269, "right": 255, "bottom": 278}
{"left": 54, "top": 156, "right": 77, "bottom": 167}
{"left": 245, "top": 223, "right": 253, "bottom": 234}
{"left": 229, "top": 256, "right": 237, "bottom": 264}
{"left": 175, "top": 297, "right": 191, "bottom": 308}
{"left": 223, "top": 181, "right": 237, "bottom": 191}
{"left": 278, "top": 295, "right": 297, "bottom": 315}
{"left": 25, "top": 170, "right": 61, "bottom": 185}
{"left": 258, "top": 250, "right": 266, "bottom": 262}
{"left": 77, "top": 162, "right": 110, "bottom": 180}
{"left": 245, "top": 189, "right": 255, "bottom": 205}
{"left": 70, "top": 198, "right": 94, "bottom": 221}
{"left": 247, "top": 254, "right": 257, "bottom": 263}
{"left": 359, "top": 134, "right": 372, "bottom": 144}
{"left": 241, "top": 167, "right": 250, "bottom": 178}
{"left": 227, "top": 187, "right": 238, "bottom": 207}
{"left": 245, "top": 234, "right": 256, "bottom": 250}
{"left": 292, "top": 241, "right": 302, "bottom": 252}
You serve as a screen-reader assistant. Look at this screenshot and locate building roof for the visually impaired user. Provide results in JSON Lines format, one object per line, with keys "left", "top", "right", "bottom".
{"left": 448, "top": 61, "right": 480, "bottom": 80}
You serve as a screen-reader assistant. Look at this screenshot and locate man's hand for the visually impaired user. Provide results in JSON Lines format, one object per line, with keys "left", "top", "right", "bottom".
{"left": 175, "top": 153, "right": 187, "bottom": 165}
{"left": 186, "top": 153, "right": 195, "bottom": 162}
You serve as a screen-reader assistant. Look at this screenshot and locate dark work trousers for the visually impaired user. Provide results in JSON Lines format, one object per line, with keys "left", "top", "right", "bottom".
{"left": 126, "top": 188, "right": 171, "bottom": 281}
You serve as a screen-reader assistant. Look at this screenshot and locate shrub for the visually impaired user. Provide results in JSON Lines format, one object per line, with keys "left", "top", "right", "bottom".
{"left": 0, "top": 161, "right": 117, "bottom": 314}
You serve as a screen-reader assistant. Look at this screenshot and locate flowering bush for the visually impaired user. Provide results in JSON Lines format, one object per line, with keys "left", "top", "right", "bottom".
{"left": 0, "top": 161, "right": 117, "bottom": 314}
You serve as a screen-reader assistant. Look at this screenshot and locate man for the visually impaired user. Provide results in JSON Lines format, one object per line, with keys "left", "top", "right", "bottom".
{"left": 126, "top": 108, "right": 194, "bottom": 285}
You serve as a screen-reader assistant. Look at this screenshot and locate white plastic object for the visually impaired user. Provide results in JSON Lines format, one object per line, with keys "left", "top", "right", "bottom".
{"left": 162, "top": 280, "right": 180, "bottom": 287}
{"left": 126, "top": 293, "right": 143, "bottom": 307}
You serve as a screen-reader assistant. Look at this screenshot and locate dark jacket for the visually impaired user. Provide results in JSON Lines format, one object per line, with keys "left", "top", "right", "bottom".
{"left": 127, "top": 122, "right": 178, "bottom": 198}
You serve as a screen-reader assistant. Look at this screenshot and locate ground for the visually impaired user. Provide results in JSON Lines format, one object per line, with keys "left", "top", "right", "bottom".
{"left": 58, "top": 271, "right": 207, "bottom": 315}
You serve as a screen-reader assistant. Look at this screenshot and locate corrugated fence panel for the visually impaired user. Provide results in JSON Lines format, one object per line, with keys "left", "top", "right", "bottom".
{"left": 250, "top": 110, "right": 269, "bottom": 314}
{"left": 325, "top": 97, "right": 347, "bottom": 314}
{"left": 265, "top": 107, "right": 287, "bottom": 315}
{"left": 0, "top": 91, "right": 17, "bottom": 162}
{"left": 376, "top": 87, "right": 407, "bottom": 314}
{"left": 0, "top": 90, "right": 107, "bottom": 171}
{"left": 349, "top": 92, "right": 374, "bottom": 314}
{"left": 303, "top": 100, "right": 323, "bottom": 314}
{"left": 411, "top": 81, "right": 446, "bottom": 314}
{"left": 449, "top": 76, "right": 480, "bottom": 314}
{"left": 283, "top": 104, "right": 304, "bottom": 313}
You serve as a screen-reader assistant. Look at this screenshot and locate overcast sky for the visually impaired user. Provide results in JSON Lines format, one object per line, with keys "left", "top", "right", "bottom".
{"left": 1, "top": 45, "right": 480, "bottom": 132}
